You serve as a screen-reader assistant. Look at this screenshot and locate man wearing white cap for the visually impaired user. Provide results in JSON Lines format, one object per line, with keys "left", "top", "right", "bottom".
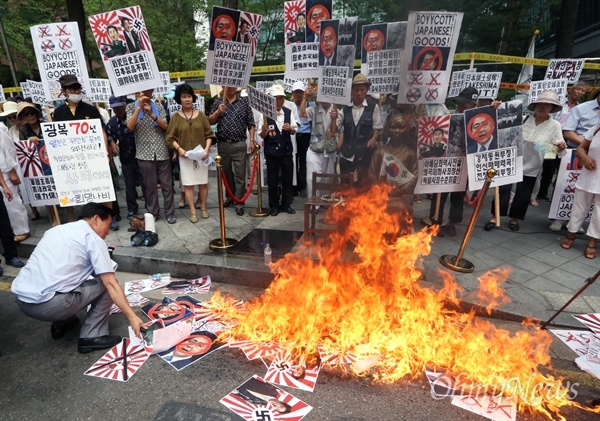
{"left": 292, "top": 81, "right": 311, "bottom": 197}
{"left": 0, "top": 100, "right": 30, "bottom": 243}
{"left": 259, "top": 85, "right": 298, "bottom": 216}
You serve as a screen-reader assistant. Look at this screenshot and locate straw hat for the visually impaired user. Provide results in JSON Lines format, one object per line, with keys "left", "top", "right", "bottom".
{"left": 352, "top": 73, "right": 371, "bottom": 87}
{"left": 16, "top": 102, "right": 42, "bottom": 119}
{"left": 527, "top": 90, "right": 562, "bottom": 113}
{"left": 0, "top": 101, "right": 18, "bottom": 116}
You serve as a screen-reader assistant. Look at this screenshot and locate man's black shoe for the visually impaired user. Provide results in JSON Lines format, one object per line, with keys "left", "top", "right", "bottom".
{"left": 78, "top": 335, "right": 122, "bottom": 353}
{"left": 282, "top": 206, "right": 296, "bottom": 214}
{"left": 51, "top": 316, "right": 80, "bottom": 339}
{"left": 270, "top": 207, "right": 279, "bottom": 216}
{"left": 224, "top": 199, "right": 234, "bottom": 208}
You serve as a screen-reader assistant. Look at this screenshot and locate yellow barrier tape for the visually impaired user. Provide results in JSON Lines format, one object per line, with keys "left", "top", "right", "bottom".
{"left": 454, "top": 52, "right": 600, "bottom": 70}
{"left": 3, "top": 87, "right": 23, "bottom": 93}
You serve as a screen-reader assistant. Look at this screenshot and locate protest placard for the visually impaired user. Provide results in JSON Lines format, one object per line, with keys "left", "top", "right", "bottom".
{"left": 415, "top": 115, "right": 468, "bottom": 194}
{"left": 206, "top": 6, "right": 262, "bottom": 88}
{"left": 88, "top": 78, "right": 112, "bottom": 103}
{"left": 317, "top": 66, "right": 352, "bottom": 104}
{"left": 246, "top": 85, "right": 278, "bottom": 120}
{"left": 166, "top": 96, "right": 205, "bottom": 116}
{"left": 89, "top": 6, "right": 162, "bottom": 96}
{"left": 461, "top": 72, "right": 502, "bottom": 99}
{"left": 0, "top": 86, "right": 6, "bottom": 103}
{"left": 283, "top": 75, "right": 308, "bottom": 93}
{"left": 154, "top": 71, "right": 171, "bottom": 95}
{"left": 544, "top": 59, "right": 585, "bottom": 85}
{"left": 319, "top": 17, "right": 357, "bottom": 75}
{"left": 256, "top": 81, "right": 274, "bottom": 91}
{"left": 30, "top": 22, "right": 91, "bottom": 102}
{"left": 529, "top": 79, "right": 568, "bottom": 104}
{"left": 465, "top": 103, "right": 523, "bottom": 190}
{"left": 27, "top": 80, "right": 48, "bottom": 105}
{"left": 361, "top": 22, "right": 406, "bottom": 94}
{"left": 284, "top": 0, "right": 332, "bottom": 78}
{"left": 447, "top": 68, "right": 476, "bottom": 97}
{"left": 399, "top": 11, "right": 463, "bottom": 105}
{"left": 549, "top": 150, "right": 593, "bottom": 221}
{"left": 14, "top": 140, "right": 59, "bottom": 206}
{"left": 40, "top": 119, "right": 115, "bottom": 206}
{"left": 20, "top": 81, "right": 31, "bottom": 99}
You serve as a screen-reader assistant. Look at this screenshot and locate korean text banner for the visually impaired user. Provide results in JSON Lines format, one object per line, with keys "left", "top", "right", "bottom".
{"left": 398, "top": 11, "right": 463, "bottom": 105}
{"left": 41, "top": 119, "right": 116, "bottom": 206}
{"left": 89, "top": 6, "right": 161, "bottom": 96}
{"left": 30, "top": 22, "right": 91, "bottom": 102}
{"left": 205, "top": 6, "right": 263, "bottom": 88}
{"left": 361, "top": 22, "right": 407, "bottom": 94}
{"left": 284, "top": 0, "right": 332, "bottom": 78}
{"left": 544, "top": 59, "right": 585, "bottom": 85}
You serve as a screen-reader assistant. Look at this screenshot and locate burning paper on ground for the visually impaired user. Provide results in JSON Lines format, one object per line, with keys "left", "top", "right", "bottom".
{"left": 230, "top": 340, "right": 282, "bottom": 361}
{"left": 84, "top": 338, "right": 149, "bottom": 382}
{"left": 210, "top": 184, "right": 600, "bottom": 419}
{"left": 220, "top": 375, "right": 312, "bottom": 421}
{"left": 550, "top": 329, "right": 591, "bottom": 358}
{"left": 451, "top": 395, "right": 517, "bottom": 421}
{"left": 263, "top": 348, "right": 322, "bottom": 392}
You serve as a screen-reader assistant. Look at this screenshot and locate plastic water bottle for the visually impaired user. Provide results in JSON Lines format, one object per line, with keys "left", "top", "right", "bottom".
{"left": 149, "top": 273, "right": 170, "bottom": 281}
{"left": 264, "top": 243, "right": 272, "bottom": 266}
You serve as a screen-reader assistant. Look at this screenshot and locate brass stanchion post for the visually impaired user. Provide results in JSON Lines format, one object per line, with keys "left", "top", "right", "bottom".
{"left": 209, "top": 155, "right": 238, "bottom": 251}
{"left": 249, "top": 144, "right": 270, "bottom": 217}
{"left": 440, "top": 168, "right": 496, "bottom": 273}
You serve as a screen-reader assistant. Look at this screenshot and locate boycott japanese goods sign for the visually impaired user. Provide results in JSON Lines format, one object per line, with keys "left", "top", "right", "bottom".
{"left": 30, "top": 22, "right": 91, "bottom": 102}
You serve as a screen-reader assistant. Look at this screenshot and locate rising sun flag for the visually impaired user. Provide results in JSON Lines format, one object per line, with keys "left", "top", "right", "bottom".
{"left": 211, "top": 184, "right": 599, "bottom": 420}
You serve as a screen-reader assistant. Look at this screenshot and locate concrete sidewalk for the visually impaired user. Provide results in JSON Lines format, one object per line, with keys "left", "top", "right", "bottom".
{"left": 8, "top": 171, "right": 600, "bottom": 329}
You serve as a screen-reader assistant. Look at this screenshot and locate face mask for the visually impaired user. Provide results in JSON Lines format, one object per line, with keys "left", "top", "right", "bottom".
{"left": 68, "top": 93, "right": 82, "bottom": 103}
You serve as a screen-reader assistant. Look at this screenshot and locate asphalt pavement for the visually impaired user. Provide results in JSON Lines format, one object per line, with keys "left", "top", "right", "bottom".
{"left": 1, "top": 173, "right": 600, "bottom": 420}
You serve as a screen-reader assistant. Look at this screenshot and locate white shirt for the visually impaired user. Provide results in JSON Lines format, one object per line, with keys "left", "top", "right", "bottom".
{"left": 12, "top": 220, "right": 116, "bottom": 303}
{"left": 337, "top": 100, "right": 383, "bottom": 131}
{"left": 521, "top": 116, "right": 565, "bottom": 177}
{"left": 274, "top": 106, "right": 298, "bottom": 132}
{"left": 0, "top": 123, "right": 17, "bottom": 173}
{"left": 576, "top": 124, "right": 600, "bottom": 194}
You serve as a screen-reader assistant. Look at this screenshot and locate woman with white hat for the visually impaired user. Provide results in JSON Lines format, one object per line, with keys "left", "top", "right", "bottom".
{"left": 484, "top": 90, "right": 566, "bottom": 232}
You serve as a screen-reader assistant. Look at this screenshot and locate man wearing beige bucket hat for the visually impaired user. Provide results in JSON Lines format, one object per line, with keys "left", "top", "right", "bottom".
{"left": 336, "top": 73, "right": 383, "bottom": 185}
{"left": 484, "top": 90, "right": 566, "bottom": 232}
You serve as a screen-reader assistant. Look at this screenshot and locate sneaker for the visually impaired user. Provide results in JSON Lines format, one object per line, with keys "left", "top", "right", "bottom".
{"left": 7, "top": 257, "right": 25, "bottom": 268}
{"left": 110, "top": 219, "right": 120, "bottom": 231}
{"left": 166, "top": 214, "right": 177, "bottom": 224}
{"left": 549, "top": 220, "right": 563, "bottom": 232}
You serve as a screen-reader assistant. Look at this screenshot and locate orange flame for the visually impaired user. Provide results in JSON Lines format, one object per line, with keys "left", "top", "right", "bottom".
{"left": 214, "top": 184, "right": 599, "bottom": 419}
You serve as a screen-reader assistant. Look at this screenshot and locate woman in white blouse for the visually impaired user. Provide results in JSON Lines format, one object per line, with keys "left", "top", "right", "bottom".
{"left": 484, "top": 90, "right": 566, "bottom": 232}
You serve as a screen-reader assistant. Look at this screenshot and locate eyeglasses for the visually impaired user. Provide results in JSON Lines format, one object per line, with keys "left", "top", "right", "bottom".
{"left": 20, "top": 111, "right": 37, "bottom": 118}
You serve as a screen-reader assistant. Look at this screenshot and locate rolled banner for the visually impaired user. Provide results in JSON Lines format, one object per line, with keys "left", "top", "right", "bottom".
{"left": 144, "top": 213, "right": 156, "bottom": 233}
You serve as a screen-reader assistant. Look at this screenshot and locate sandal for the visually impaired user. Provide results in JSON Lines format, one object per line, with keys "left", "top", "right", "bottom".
{"left": 561, "top": 237, "right": 575, "bottom": 250}
{"left": 190, "top": 214, "right": 198, "bottom": 223}
{"left": 201, "top": 210, "right": 209, "bottom": 219}
{"left": 414, "top": 195, "right": 422, "bottom": 204}
{"left": 508, "top": 221, "right": 519, "bottom": 231}
{"left": 585, "top": 245, "right": 597, "bottom": 259}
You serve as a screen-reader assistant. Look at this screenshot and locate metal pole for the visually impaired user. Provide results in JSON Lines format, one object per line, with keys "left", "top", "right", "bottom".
{"left": 249, "top": 144, "right": 270, "bottom": 217}
{"left": 0, "top": 17, "right": 18, "bottom": 87}
{"left": 440, "top": 168, "right": 496, "bottom": 273}
{"left": 540, "top": 270, "right": 600, "bottom": 329}
{"left": 209, "top": 156, "right": 238, "bottom": 251}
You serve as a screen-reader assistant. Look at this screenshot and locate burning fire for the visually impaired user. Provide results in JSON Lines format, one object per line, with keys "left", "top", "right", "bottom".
{"left": 213, "top": 184, "right": 599, "bottom": 420}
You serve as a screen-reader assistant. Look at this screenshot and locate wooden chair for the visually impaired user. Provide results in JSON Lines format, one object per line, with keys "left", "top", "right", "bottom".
{"left": 303, "top": 172, "right": 354, "bottom": 243}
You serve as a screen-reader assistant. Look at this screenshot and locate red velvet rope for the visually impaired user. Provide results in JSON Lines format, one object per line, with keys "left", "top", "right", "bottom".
{"left": 465, "top": 189, "right": 482, "bottom": 206}
{"left": 220, "top": 157, "right": 258, "bottom": 204}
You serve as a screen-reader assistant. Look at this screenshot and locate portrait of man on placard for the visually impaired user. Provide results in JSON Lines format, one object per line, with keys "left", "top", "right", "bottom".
{"left": 318, "top": 21, "right": 337, "bottom": 66}
{"left": 306, "top": 0, "right": 332, "bottom": 43}
{"left": 208, "top": 6, "right": 241, "bottom": 50}
{"left": 465, "top": 107, "right": 499, "bottom": 154}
